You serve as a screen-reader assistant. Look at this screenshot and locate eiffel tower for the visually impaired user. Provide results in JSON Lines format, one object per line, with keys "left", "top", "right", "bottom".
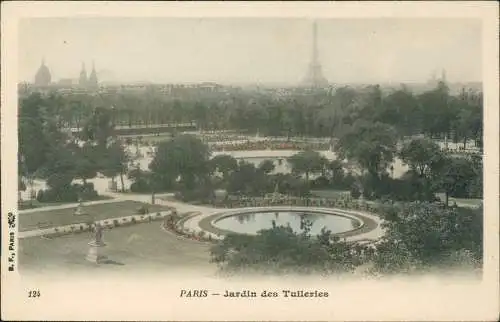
{"left": 302, "top": 21, "right": 329, "bottom": 88}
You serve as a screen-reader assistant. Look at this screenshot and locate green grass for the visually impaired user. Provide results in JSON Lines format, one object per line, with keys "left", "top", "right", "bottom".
{"left": 19, "top": 221, "right": 213, "bottom": 273}
{"left": 113, "top": 190, "right": 175, "bottom": 196}
{"left": 435, "top": 193, "right": 482, "bottom": 208}
{"left": 18, "top": 195, "right": 114, "bottom": 210}
{"left": 141, "top": 134, "right": 173, "bottom": 144}
{"left": 311, "top": 190, "right": 351, "bottom": 199}
{"left": 313, "top": 190, "right": 482, "bottom": 209}
{"left": 19, "top": 201, "right": 171, "bottom": 232}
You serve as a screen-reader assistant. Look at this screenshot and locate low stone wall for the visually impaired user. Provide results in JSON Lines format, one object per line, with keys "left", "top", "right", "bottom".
{"left": 196, "top": 206, "right": 378, "bottom": 240}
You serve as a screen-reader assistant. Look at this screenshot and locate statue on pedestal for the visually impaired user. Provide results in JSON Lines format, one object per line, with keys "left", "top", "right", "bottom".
{"left": 94, "top": 224, "right": 104, "bottom": 245}
{"left": 86, "top": 223, "right": 107, "bottom": 263}
{"left": 74, "top": 198, "right": 86, "bottom": 216}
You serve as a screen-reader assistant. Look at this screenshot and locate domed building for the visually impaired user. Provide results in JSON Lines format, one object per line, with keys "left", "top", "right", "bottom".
{"left": 34, "top": 59, "right": 51, "bottom": 87}
{"left": 30, "top": 59, "right": 100, "bottom": 93}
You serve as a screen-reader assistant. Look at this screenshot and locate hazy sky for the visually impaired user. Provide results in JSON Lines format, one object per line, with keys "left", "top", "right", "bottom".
{"left": 19, "top": 18, "right": 482, "bottom": 84}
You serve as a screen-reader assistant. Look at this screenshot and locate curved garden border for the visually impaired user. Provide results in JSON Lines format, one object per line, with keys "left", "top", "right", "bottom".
{"left": 19, "top": 210, "right": 174, "bottom": 239}
{"left": 197, "top": 206, "right": 379, "bottom": 239}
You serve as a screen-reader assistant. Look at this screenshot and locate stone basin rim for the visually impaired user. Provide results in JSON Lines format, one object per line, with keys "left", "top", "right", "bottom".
{"left": 195, "top": 206, "right": 378, "bottom": 238}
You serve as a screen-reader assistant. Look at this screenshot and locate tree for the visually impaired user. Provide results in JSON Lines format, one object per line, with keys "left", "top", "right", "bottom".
{"left": 273, "top": 173, "right": 310, "bottom": 197}
{"left": 227, "top": 161, "right": 259, "bottom": 195}
{"left": 327, "top": 159, "right": 345, "bottom": 188}
{"left": 193, "top": 102, "right": 208, "bottom": 131}
{"left": 101, "top": 140, "right": 130, "bottom": 192}
{"left": 373, "top": 202, "right": 482, "bottom": 273}
{"left": 40, "top": 147, "right": 78, "bottom": 202}
{"left": 378, "top": 86, "right": 421, "bottom": 136}
{"left": 210, "top": 225, "right": 359, "bottom": 275}
{"left": 287, "top": 150, "right": 328, "bottom": 182}
{"left": 81, "top": 106, "right": 115, "bottom": 147}
{"left": 450, "top": 89, "right": 483, "bottom": 149}
{"left": 18, "top": 177, "right": 26, "bottom": 202}
{"left": 437, "top": 156, "right": 476, "bottom": 206}
{"left": 418, "top": 81, "right": 455, "bottom": 142}
{"left": 399, "top": 138, "right": 443, "bottom": 178}
{"left": 258, "top": 159, "right": 275, "bottom": 175}
{"left": 74, "top": 144, "right": 98, "bottom": 185}
{"left": 211, "top": 155, "right": 238, "bottom": 181}
{"left": 398, "top": 138, "right": 446, "bottom": 201}
{"left": 467, "top": 154, "right": 483, "bottom": 198}
{"left": 149, "top": 134, "right": 211, "bottom": 190}
{"left": 18, "top": 93, "right": 55, "bottom": 176}
{"left": 335, "top": 120, "right": 398, "bottom": 179}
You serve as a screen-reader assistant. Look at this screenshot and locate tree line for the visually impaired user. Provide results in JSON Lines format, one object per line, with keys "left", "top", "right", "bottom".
{"left": 18, "top": 93, "right": 129, "bottom": 204}
{"left": 21, "top": 81, "right": 482, "bottom": 149}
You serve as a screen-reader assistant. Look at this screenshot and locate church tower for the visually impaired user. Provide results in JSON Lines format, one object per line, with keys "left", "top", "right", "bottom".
{"left": 302, "top": 21, "right": 329, "bottom": 88}
{"left": 79, "top": 62, "right": 88, "bottom": 87}
{"left": 88, "top": 60, "right": 99, "bottom": 90}
{"left": 441, "top": 69, "right": 447, "bottom": 83}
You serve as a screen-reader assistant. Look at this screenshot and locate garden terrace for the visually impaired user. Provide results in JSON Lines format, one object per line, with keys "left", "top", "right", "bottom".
{"left": 19, "top": 200, "right": 171, "bottom": 232}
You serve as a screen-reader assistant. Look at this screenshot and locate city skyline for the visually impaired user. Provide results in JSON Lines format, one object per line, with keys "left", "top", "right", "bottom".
{"left": 19, "top": 18, "right": 482, "bottom": 85}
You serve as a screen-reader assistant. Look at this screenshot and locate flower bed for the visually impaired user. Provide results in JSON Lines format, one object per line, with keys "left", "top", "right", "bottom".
{"left": 162, "top": 212, "right": 216, "bottom": 244}
{"left": 27, "top": 211, "right": 173, "bottom": 239}
{"left": 213, "top": 195, "right": 383, "bottom": 216}
{"left": 210, "top": 140, "right": 331, "bottom": 152}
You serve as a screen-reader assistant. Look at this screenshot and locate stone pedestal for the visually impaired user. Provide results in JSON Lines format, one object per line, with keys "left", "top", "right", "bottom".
{"left": 86, "top": 240, "right": 107, "bottom": 263}
{"left": 74, "top": 205, "right": 85, "bottom": 216}
{"left": 74, "top": 199, "right": 87, "bottom": 216}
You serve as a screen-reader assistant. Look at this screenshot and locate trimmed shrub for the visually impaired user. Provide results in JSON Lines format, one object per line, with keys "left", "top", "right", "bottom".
{"left": 77, "top": 182, "right": 99, "bottom": 200}
{"left": 136, "top": 205, "right": 148, "bottom": 215}
{"left": 36, "top": 187, "right": 78, "bottom": 203}
{"left": 130, "top": 179, "right": 151, "bottom": 193}
{"left": 350, "top": 186, "right": 361, "bottom": 199}
{"left": 311, "top": 176, "right": 330, "bottom": 189}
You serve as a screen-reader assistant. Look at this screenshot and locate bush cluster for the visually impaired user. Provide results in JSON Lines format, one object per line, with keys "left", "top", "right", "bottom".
{"left": 36, "top": 182, "right": 99, "bottom": 203}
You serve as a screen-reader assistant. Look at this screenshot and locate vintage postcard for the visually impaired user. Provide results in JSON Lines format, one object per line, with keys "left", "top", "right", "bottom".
{"left": 1, "top": 1, "right": 499, "bottom": 321}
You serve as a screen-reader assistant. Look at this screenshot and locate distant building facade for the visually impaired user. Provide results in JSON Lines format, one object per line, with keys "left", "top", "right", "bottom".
{"left": 29, "top": 59, "right": 100, "bottom": 93}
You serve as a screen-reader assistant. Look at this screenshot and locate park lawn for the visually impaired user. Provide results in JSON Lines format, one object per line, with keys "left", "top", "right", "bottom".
{"left": 435, "top": 193, "right": 482, "bottom": 208}
{"left": 19, "top": 200, "right": 171, "bottom": 232}
{"left": 18, "top": 195, "right": 113, "bottom": 210}
{"left": 19, "top": 221, "right": 213, "bottom": 273}
{"left": 311, "top": 189, "right": 350, "bottom": 199}
{"left": 141, "top": 134, "right": 173, "bottom": 144}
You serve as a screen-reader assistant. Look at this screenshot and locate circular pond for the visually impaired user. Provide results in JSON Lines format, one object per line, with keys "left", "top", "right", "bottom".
{"left": 213, "top": 211, "right": 360, "bottom": 236}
